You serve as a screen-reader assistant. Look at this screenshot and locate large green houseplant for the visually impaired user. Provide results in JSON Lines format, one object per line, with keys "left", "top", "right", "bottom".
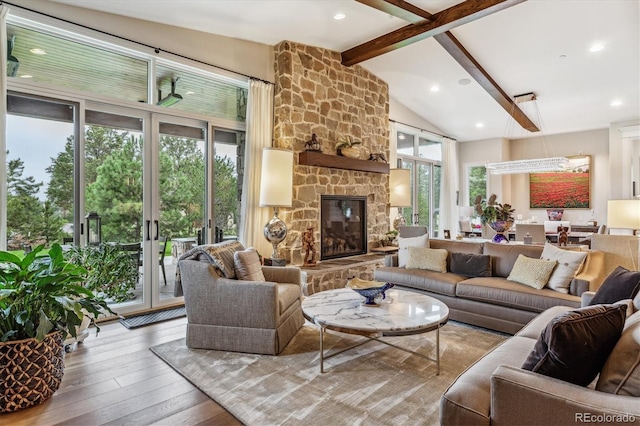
{"left": 0, "top": 244, "right": 113, "bottom": 413}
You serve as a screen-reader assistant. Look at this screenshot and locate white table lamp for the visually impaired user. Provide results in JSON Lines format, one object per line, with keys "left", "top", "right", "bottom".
{"left": 389, "top": 168, "right": 411, "bottom": 230}
{"left": 607, "top": 199, "right": 640, "bottom": 271}
{"left": 259, "top": 148, "right": 293, "bottom": 266}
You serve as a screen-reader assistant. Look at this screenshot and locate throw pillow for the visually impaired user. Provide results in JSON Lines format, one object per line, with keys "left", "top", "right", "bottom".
{"left": 405, "top": 246, "right": 448, "bottom": 273}
{"left": 596, "top": 310, "right": 640, "bottom": 396}
{"left": 540, "top": 243, "right": 588, "bottom": 293}
{"left": 590, "top": 266, "right": 640, "bottom": 305}
{"left": 521, "top": 304, "right": 627, "bottom": 386}
{"left": 398, "top": 233, "right": 429, "bottom": 268}
{"left": 450, "top": 252, "right": 492, "bottom": 277}
{"left": 507, "top": 254, "right": 557, "bottom": 290}
{"left": 234, "top": 248, "right": 266, "bottom": 281}
{"left": 200, "top": 240, "right": 245, "bottom": 279}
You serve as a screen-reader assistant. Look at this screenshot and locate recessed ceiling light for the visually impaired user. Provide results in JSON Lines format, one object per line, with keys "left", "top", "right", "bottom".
{"left": 29, "top": 48, "right": 46, "bottom": 55}
{"left": 430, "top": 85, "right": 439, "bottom": 92}
{"left": 475, "top": 122, "right": 484, "bottom": 128}
{"left": 334, "top": 13, "right": 346, "bottom": 20}
{"left": 458, "top": 78, "right": 471, "bottom": 86}
{"left": 589, "top": 43, "right": 604, "bottom": 52}
{"left": 20, "top": 74, "right": 32, "bottom": 78}
{"left": 610, "top": 99, "right": 623, "bottom": 107}
{"left": 398, "top": 134, "right": 405, "bottom": 140}
{"left": 185, "top": 91, "right": 195, "bottom": 95}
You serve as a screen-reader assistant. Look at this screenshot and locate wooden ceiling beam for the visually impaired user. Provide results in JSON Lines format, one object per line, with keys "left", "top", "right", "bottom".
{"left": 342, "top": 0, "right": 524, "bottom": 66}
{"left": 355, "top": 0, "right": 432, "bottom": 23}
{"left": 351, "top": 0, "right": 539, "bottom": 132}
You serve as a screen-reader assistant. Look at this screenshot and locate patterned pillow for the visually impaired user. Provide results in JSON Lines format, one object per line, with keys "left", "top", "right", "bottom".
{"left": 199, "top": 240, "right": 245, "bottom": 279}
{"left": 540, "top": 243, "right": 588, "bottom": 293}
{"left": 234, "top": 248, "right": 266, "bottom": 281}
{"left": 507, "top": 254, "right": 557, "bottom": 289}
{"left": 405, "top": 246, "right": 447, "bottom": 273}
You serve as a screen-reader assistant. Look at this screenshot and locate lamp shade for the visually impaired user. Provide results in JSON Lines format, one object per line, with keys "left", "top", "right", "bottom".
{"left": 389, "top": 168, "right": 411, "bottom": 207}
{"left": 259, "top": 148, "right": 293, "bottom": 207}
{"left": 607, "top": 199, "right": 640, "bottom": 229}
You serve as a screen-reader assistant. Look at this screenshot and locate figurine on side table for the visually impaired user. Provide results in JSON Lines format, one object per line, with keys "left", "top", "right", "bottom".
{"left": 302, "top": 227, "right": 317, "bottom": 267}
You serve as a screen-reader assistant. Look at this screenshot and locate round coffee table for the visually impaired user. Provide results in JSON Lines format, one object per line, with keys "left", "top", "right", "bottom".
{"left": 301, "top": 287, "right": 449, "bottom": 373}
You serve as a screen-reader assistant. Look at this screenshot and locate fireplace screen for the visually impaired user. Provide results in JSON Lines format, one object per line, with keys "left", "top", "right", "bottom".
{"left": 320, "top": 195, "right": 367, "bottom": 260}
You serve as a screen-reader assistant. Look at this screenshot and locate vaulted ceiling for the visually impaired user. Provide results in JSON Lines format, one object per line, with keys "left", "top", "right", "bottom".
{"left": 50, "top": 0, "right": 639, "bottom": 142}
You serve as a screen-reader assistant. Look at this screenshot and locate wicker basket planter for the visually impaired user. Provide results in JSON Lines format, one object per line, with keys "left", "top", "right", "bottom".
{"left": 0, "top": 331, "right": 65, "bottom": 413}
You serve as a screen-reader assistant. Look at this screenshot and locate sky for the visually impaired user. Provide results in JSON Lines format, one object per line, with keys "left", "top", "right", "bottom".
{"left": 7, "top": 115, "right": 72, "bottom": 201}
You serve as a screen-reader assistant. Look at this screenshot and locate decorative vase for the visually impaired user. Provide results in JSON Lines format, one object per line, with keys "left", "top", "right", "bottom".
{"left": 0, "top": 331, "right": 65, "bottom": 413}
{"left": 339, "top": 146, "right": 360, "bottom": 159}
{"left": 489, "top": 220, "right": 513, "bottom": 244}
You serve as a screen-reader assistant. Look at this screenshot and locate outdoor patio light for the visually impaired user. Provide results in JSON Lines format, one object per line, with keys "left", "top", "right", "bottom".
{"left": 156, "top": 77, "right": 183, "bottom": 107}
{"left": 259, "top": 148, "right": 293, "bottom": 266}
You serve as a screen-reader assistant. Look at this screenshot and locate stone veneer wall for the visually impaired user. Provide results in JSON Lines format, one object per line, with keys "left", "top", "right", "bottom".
{"left": 272, "top": 41, "right": 391, "bottom": 265}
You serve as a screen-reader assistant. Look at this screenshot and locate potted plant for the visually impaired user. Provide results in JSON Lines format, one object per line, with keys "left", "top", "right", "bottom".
{"left": 0, "top": 244, "right": 112, "bottom": 413}
{"left": 335, "top": 135, "right": 362, "bottom": 159}
{"left": 480, "top": 200, "right": 515, "bottom": 244}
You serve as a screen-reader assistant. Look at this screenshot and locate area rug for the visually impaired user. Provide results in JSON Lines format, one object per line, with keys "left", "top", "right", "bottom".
{"left": 150, "top": 321, "right": 506, "bottom": 426}
{"left": 119, "top": 306, "right": 186, "bottom": 329}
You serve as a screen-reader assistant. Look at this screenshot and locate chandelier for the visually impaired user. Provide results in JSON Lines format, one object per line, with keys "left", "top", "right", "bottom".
{"left": 486, "top": 157, "right": 569, "bottom": 175}
{"left": 486, "top": 93, "right": 568, "bottom": 175}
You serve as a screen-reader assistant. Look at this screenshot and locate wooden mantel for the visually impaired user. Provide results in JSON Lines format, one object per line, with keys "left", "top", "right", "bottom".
{"left": 298, "top": 151, "right": 390, "bottom": 174}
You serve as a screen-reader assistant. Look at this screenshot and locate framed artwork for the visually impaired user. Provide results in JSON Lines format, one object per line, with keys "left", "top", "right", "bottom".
{"left": 529, "top": 155, "right": 591, "bottom": 209}
{"left": 443, "top": 229, "right": 451, "bottom": 239}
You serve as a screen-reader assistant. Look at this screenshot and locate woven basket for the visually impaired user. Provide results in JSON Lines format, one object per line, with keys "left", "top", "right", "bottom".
{"left": 0, "top": 331, "right": 65, "bottom": 413}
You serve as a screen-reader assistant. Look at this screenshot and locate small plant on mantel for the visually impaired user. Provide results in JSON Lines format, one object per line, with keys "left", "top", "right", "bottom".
{"left": 335, "top": 135, "right": 362, "bottom": 158}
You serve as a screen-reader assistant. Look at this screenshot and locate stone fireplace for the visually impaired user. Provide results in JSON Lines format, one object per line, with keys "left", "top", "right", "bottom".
{"left": 271, "top": 40, "right": 390, "bottom": 266}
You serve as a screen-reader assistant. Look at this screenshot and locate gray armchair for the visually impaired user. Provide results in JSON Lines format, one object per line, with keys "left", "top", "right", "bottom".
{"left": 178, "top": 259, "right": 304, "bottom": 355}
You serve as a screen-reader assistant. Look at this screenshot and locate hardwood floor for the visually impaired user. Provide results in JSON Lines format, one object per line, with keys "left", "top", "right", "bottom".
{"left": 1, "top": 317, "right": 242, "bottom": 426}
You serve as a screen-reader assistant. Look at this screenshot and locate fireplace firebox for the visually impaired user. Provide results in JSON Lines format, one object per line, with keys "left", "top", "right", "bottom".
{"left": 320, "top": 195, "right": 367, "bottom": 260}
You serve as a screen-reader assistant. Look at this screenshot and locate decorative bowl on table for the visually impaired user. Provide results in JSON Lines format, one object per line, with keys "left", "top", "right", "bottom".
{"left": 346, "top": 278, "right": 394, "bottom": 306}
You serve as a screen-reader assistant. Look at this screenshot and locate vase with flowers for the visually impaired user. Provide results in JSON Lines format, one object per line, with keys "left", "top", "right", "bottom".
{"left": 479, "top": 197, "right": 515, "bottom": 244}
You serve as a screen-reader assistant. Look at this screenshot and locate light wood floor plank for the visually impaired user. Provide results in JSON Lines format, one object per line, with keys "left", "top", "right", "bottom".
{"left": 0, "top": 317, "right": 240, "bottom": 425}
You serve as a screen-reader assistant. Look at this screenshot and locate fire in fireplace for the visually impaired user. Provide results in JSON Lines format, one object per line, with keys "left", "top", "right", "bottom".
{"left": 320, "top": 195, "right": 367, "bottom": 260}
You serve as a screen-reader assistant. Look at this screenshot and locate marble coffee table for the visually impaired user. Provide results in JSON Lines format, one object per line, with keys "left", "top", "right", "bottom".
{"left": 301, "top": 287, "right": 449, "bottom": 373}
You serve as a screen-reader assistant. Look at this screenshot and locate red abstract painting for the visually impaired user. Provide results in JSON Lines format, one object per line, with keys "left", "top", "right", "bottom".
{"left": 529, "top": 156, "right": 590, "bottom": 209}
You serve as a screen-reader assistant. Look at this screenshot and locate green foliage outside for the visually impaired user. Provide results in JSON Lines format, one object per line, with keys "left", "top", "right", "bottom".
{"left": 6, "top": 125, "right": 240, "bottom": 250}
{"left": 468, "top": 166, "right": 487, "bottom": 206}
{"left": 64, "top": 244, "right": 140, "bottom": 303}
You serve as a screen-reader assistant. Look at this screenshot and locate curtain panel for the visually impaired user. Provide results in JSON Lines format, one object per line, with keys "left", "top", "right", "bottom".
{"left": 239, "top": 79, "right": 273, "bottom": 257}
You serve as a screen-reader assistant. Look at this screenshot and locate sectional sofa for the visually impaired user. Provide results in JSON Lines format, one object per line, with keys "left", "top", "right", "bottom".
{"left": 373, "top": 236, "right": 604, "bottom": 334}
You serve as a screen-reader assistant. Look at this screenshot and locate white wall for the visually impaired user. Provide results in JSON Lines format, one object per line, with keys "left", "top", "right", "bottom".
{"left": 389, "top": 97, "right": 446, "bottom": 136}
{"left": 10, "top": 0, "right": 274, "bottom": 82}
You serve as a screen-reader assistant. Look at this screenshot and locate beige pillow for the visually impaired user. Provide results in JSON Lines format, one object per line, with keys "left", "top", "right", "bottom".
{"left": 540, "top": 243, "right": 588, "bottom": 293}
{"left": 507, "top": 254, "right": 557, "bottom": 290}
{"left": 398, "top": 234, "right": 429, "bottom": 267}
{"left": 234, "top": 248, "right": 266, "bottom": 281}
{"left": 405, "top": 246, "right": 447, "bottom": 273}
{"left": 596, "top": 310, "right": 640, "bottom": 396}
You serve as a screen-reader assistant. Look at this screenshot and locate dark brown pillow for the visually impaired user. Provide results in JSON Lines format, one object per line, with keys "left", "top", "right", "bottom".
{"left": 522, "top": 304, "right": 627, "bottom": 386}
{"left": 449, "top": 252, "right": 492, "bottom": 277}
{"left": 590, "top": 266, "right": 640, "bottom": 305}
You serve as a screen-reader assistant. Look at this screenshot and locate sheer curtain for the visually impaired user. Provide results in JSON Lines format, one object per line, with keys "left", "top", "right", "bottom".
{"left": 0, "top": 6, "right": 9, "bottom": 250}
{"left": 440, "top": 137, "right": 459, "bottom": 234}
{"left": 238, "top": 79, "right": 273, "bottom": 256}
